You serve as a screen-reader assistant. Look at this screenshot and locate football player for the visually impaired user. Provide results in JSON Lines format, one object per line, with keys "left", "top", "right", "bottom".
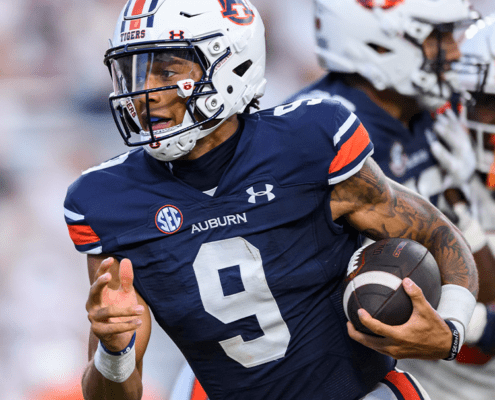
{"left": 64, "top": 1, "right": 478, "bottom": 399}
{"left": 289, "top": 0, "right": 478, "bottom": 202}
{"left": 289, "top": 0, "right": 495, "bottom": 295}
{"left": 398, "top": 14, "right": 495, "bottom": 400}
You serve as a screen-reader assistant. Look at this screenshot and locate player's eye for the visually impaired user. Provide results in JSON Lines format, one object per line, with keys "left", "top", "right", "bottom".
{"left": 160, "top": 70, "right": 176, "bottom": 79}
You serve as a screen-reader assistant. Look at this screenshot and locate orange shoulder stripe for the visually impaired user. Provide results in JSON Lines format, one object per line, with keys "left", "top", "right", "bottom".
{"left": 67, "top": 224, "right": 100, "bottom": 246}
{"left": 328, "top": 123, "right": 370, "bottom": 174}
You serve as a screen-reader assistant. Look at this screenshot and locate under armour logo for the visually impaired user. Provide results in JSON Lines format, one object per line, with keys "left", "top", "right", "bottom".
{"left": 246, "top": 185, "right": 275, "bottom": 204}
{"left": 169, "top": 30, "right": 185, "bottom": 39}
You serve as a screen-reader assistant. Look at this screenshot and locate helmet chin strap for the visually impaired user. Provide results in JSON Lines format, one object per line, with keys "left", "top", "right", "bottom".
{"left": 142, "top": 112, "right": 202, "bottom": 161}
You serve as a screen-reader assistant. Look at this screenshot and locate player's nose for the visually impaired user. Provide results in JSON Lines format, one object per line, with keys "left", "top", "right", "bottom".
{"left": 443, "top": 33, "right": 461, "bottom": 62}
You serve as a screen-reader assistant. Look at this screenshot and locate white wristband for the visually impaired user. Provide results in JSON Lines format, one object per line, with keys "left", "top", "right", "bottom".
{"left": 94, "top": 339, "right": 136, "bottom": 383}
{"left": 465, "top": 302, "right": 488, "bottom": 345}
{"left": 436, "top": 284, "right": 477, "bottom": 347}
{"left": 453, "top": 203, "right": 488, "bottom": 253}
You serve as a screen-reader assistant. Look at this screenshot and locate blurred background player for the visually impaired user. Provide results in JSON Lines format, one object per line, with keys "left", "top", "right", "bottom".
{"left": 289, "top": 0, "right": 495, "bottom": 286}
{"left": 288, "top": 1, "right": 495, "bottom": 397}
{"left": 289, "top": 0, "right": 477, "bottom": 202}
{"left": 398, "top": 13, "right": 495, "bottom": 400}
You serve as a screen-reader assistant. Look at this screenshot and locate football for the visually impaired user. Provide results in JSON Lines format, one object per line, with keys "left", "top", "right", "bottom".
{"left": 342, "top": 238, "right": 441, "bottom": 335}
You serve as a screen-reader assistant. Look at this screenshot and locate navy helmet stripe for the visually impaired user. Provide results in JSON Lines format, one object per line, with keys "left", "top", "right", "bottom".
{"left": 121, "top": 0, "right": 133, "bottom": 33}
{"left": 147, "top": 15, "right": 155, "bottom": 27}
{"left": 147, "top": 0, "right": 159, "bottom": 27}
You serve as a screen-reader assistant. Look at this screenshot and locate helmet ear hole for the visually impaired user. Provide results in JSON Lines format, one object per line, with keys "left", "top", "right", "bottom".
{"left": 367, "top": 43, "right": 391, "bottom": 54}
{"left": 233, "top": 60, "right": 253, "bottom": 77}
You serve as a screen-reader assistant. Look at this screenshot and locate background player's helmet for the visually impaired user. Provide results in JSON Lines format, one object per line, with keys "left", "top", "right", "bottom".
{"left": 456, "top": 15, "right": 495, "bottom": 174}
{"left": 104, "top": 0, "right": 266, "bottom": 161}
{"left": 314, "top": 0, "right": 476, "bottom": 111}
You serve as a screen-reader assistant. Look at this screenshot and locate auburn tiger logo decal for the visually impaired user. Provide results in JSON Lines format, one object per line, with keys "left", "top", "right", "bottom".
{"left": 217, "top": 0, "right": 255, "bottom": 25}
{"left": 357, "top": 0, "right": 404, "bottom": 9}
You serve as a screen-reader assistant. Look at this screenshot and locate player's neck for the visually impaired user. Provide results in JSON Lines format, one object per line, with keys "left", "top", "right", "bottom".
{"left": 347, "top": 76, "right": 422, "bottom": 128}
{"left": 181, "top": 115, "right": 240, "bottom": 160}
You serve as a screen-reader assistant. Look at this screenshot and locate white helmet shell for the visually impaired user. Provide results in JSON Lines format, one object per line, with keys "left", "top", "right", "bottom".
{"left": 458, "top": 14, "right": 495, "bottom": 95}
{"left": 105, "top": 0, "right": 266, "bottom": 161}
{"left": 314, "top": 0, "right": 474, "bottom": 110}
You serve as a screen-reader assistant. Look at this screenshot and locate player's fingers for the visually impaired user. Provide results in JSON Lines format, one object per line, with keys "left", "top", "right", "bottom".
{"left": 92, "top": 319, "right": 142, "bottom": 337}
{"left": 355, "top": 308, "right": 398, "bottom": 338}
{"left": 444, "top": 108, "right": 458, "bottom": 123}
{"left": 347, "top": 321, "right": 392, "bottom": 348}
{"left": 91, "top": 304, "right": 145, "bottom": 322}
{"left": 402, "top": 278, "right": 428, "bottom": 308}
{"left": 347, "top": 320, "right": 375, "bottom": 343}
{"left": 94, "top": 257, "right": 114, "bottom": 281}
{"left": 430, "top": 141, "right": 455, "bottom": 170}
{"left": 119, "top": 258, "right": 134, "bottom": 293}
{"left": 433, "top": 114, "right": 449, "bottom": 135}
{"left": 86, "top": 272, "right": 111, "bottom": 310}
{"left": 348, "top": 319, "right": 411, "bottom": 358}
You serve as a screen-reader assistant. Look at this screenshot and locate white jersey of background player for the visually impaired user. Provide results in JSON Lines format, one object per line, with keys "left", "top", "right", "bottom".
{"left": 398, "top": 14, "right": 495, "bottom": 400}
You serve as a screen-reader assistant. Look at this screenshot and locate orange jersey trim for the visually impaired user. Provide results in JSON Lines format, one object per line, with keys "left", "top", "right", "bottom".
{"left": 384, "top": 370, "right": 422, "bottom": 400}
{"left": 67, "top": 224, "right": 100, "bottom": 246}
{"left": 328, "top": 123, "right": 370, "bottom": 174}
{"left": 191, "top": 378, "right": 208, "bottom": 400}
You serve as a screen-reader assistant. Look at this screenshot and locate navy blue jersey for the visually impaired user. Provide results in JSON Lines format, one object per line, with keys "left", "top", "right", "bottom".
{"left": 65, "top": 100, "right": 395, "bottom": 400}
{"left": 288, "top": 74, "right": 445, "bottom": 204}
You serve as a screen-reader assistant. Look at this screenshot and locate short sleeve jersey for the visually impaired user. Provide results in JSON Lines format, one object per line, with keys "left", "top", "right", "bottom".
{"left": 288, "top": 75, "right": 445, "bottom": 204}
{"left": 65, "top": 99, "right": 395, "bottom": 400}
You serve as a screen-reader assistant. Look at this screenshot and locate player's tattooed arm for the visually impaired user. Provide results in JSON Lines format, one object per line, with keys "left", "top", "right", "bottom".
{"left": 330, "top": 157, "right": 478, "bottom": 297}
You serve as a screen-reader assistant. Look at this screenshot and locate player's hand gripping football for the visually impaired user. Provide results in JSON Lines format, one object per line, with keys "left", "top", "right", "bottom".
{"left": 86, "top": 257, "right": 143, "bottom": 352}
{"left": 347, "top": 277, "right": 453, "bottom": 360}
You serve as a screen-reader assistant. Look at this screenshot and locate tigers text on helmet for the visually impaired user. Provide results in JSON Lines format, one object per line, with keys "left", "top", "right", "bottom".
{"left": 104, "top": 0, "right": 266, "bottom": 161}
{"left": 314, "top": 0, "right": 477, "bottom": 111}
{"left": 456, "top": 14, "right": 495, "bottom": 176}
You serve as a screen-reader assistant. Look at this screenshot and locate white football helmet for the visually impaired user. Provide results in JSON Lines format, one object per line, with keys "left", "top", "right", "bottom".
{"left": 104, "top": 0, "right": 266, "bottom": 161}
{"left": 314, "top": 0, "right": 477, "bottom": 111}
{"left": 456, "top": 14, "right": 495, "bottom": 174}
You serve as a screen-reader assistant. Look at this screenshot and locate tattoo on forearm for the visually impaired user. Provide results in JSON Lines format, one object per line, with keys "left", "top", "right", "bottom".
{"left": 332, "top": 159, "right": 478, "bottom": 296}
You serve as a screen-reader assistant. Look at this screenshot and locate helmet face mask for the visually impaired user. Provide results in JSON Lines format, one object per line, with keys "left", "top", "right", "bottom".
{"left": 465, "top": 93, "right": 495, "bottom": 174}
{"left": 314, "top": 0, "right": 477, "bottom": 110}
{"left": 457, "top": 15, "right": 495, "bottom": 176}
{"left": 105, "top": 42, "right": 225, "bottom": 154}
{"left": 105, "top": 0, "right": 266, "bottom": 161}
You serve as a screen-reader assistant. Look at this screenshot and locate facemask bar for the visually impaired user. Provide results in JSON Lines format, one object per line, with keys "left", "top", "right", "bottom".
{"left": 452, "top": 54, "right": 490, "bottom": 93}
{"left": 467, "top": 119, "right": 495, "bottom": 174}
{"left": 405, "top": 17, "right": 478, "bottom": 99}
{"left": 104, "top": 34, "right": 229, "bottom": 147}
{"left": 109, "top": 88, "right": 225, "bottom": 146}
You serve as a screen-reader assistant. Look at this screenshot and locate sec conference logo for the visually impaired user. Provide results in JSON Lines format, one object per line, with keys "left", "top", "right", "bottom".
{"left": 155, "top": 205, "right": 183, "bottom": 234}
